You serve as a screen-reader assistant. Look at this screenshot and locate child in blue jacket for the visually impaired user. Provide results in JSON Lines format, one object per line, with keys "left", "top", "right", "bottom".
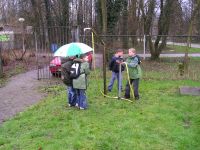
{"left": 108, "top": 49, "right": 124, "bottom": 92}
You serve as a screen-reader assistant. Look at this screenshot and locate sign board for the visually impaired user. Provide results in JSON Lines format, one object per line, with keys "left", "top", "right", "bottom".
{"left": 0, "top": 35, "right": 10, "bottom": 42}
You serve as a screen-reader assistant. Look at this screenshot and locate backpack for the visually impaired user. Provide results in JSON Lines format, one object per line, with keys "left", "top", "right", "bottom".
{"left": 70, "top": 62, "right": 81, "bottom": 79}
{"left": 61, "top": 61, "right": 73, "bottom": 86}
{"left": 135, "top": 55, "right": 141, "bottom": 64}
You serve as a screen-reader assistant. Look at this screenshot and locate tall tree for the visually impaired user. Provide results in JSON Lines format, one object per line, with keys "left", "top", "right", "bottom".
{"left": 184, "top": 0, "right": 200, "bottom": 73}
{"left": 145, "top": 0, "right": 175, "bottom": 60}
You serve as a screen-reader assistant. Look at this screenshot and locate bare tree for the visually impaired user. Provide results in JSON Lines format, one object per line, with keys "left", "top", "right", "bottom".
{"left": 142, "top": 0, "right": 176, "bottom": 60}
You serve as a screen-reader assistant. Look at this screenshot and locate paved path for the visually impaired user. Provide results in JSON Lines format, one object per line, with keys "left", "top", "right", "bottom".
{"left": 138, "top": 53, "right": 200, "bottom": 58}
{"left": 0, "top": 70, "right": 45, "bottom": 124}
{"left": 167, "top": 42, "right": 200, "bottom": 48}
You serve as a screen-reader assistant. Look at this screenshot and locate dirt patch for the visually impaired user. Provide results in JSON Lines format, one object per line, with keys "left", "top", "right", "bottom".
{"left": 0, "top": 69, "right": 47, "bottom": 124}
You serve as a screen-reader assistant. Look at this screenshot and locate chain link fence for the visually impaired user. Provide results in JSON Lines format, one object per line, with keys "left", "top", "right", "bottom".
{"left": 1, "top": 25, "right": 200, "bottom": 81}
{"left": 83, "top": 32, "right": 200, "bottom": 81}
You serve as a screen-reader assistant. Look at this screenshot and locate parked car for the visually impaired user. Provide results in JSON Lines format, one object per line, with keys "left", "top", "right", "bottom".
{"left": 49, "top": 53, "right": 93, "bottom": 76}
{"left": 49, "top": 56, "right": 61, "bottom": 76}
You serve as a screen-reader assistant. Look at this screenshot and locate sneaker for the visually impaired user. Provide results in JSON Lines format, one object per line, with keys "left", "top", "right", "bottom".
{"left": 75, "top": 103, "right": 79, "bottom": 108}
{"left": 68, "top": 104, "right": 76, "bottom": 107}
{"left": 124, "top": 95, "right": 130, "bottom": 99}
{"left": 135, "top": 97, "right": 140, "bottom": 100}
{"left": 79, "top": 107, "right": 85, "bottom": 110}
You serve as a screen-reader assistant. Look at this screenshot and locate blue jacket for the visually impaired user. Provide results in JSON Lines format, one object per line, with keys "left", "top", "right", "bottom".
{"left": 109, "top": 56, "right": 124, "bottom": 73}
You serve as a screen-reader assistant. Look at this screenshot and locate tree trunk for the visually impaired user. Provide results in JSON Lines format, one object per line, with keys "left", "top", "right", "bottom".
{"left": 44, "top": 0, "right": 52, "bottom": 45}
{"left": 61, "top": 0, "right": 69, "bottom": 43}
{"left": 122, "top": 0, "right": 128, "bottom": 48}
{"left": 184, "top": 0, "right": 200, "bottom": 73}
{"left": 150, "top": 0, "right": 175, "bottom": 60}
{"left": 129, "top": 0, "right": 138, "bottom": 47}
{"left": 100, "top": 0, "right": 107, "bottom": 35}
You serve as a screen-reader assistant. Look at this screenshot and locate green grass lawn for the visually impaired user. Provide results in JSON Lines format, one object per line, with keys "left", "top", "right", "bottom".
{"left": 165, "top": 45, "right": 200, "bottom": 53}
{"left": 0, "top": 61, "right": 200, "bottom": 150}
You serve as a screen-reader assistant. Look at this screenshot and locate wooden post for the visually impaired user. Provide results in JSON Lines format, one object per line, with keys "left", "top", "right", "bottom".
{"left": 103, "top": 44, "right": 107, "bottom": 96}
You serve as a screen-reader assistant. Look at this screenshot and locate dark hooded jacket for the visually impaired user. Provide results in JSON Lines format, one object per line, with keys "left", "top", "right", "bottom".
{"left": 61, "top": 58, "right": 73, "bottom": 86}
{"left": 109, "top": 56, "right": 124, "bottom": 73}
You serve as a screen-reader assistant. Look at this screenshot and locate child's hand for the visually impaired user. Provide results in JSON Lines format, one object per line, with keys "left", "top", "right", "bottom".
{"left": 121, "top": 62, "right": 126, "bottom": 66}
{"left": 116, "top": 60, "right": 120, "bottom": 64}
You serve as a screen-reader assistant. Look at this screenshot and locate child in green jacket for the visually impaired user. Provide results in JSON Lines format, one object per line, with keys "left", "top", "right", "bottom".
{"left": 123, "top": 48, "right": 142, "bottom": 100}
{"left": 72, "top": 55, "right": 90, "bottom": 109}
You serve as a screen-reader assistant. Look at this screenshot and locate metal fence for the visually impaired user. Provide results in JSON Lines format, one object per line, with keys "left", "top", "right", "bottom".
{"left": 34, "top": 26, "right": 80, "bottom": 79}
{"left": 0, "top": 31, "right": 35, "bottom": 76}
{"left": 1, "top": 25, "right": 200, "bottom": 81}
{"left": 0, "top": 26, "right": 80, "bottom": 79}
{"left": 84, "top": 33, "right": 200, "bottom": 81}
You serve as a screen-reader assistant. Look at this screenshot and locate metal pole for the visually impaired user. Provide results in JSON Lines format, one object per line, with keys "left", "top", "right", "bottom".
{"left": 22, "top": 23, "right": 25, "bottom": 53}
{"left": 75, "top": 26, "right": 80, "bottom": 42}
{"left": 83, "top": 30, "right": 86, "bottom": 43}
{"left": 91, "top": 32, "right": 96, "bottom": 70}
{"left": 118, "top": 63, "right": 122, "bottom": 100}
{"left": 34, "top": 30, "right": 39, "bottom": 80}
{"left": 143, "top": 34, "right": 146, "bottom": 60}
{"left": 84, "top": 27, "right": 107, "bottom": 96}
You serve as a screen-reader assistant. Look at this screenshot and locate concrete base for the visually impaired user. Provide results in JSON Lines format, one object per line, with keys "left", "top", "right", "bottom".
{"left": 180, "top": 86, "right": 200, "bottom": 96}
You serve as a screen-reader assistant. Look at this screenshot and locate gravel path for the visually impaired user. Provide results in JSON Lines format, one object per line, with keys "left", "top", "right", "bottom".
{"left": 0, "top": 70, "right": 45, "bottom": 124}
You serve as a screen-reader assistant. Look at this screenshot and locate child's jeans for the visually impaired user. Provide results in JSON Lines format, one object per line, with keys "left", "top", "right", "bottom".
{"left": 67, "top": 86, "right": 77, "bottom": 106}
{"left": 124, "top": 78, "right": 139, "bottom": 99}
{"left": 76, "top": 89, "right": 88, "bottom": 109}
{"left": 108, "top": 72, "right": 122, "bottom": 91}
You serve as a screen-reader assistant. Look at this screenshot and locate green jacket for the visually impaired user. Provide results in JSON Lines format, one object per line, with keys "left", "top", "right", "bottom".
{"left": 73, "top": 61, "right": 90, "bottom": 89}
{"left": 126, "top": 56, "right": 142, "bottom": 79}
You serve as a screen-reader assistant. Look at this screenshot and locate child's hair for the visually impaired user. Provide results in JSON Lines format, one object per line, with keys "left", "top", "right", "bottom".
{"left": 129, "top": 48, "right": 136, "bottom": 53}
{"left": 116, "top": 49, "right": 123, "bottom": 53}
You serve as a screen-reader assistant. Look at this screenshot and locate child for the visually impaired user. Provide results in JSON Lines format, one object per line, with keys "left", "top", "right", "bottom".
{"left": 108, "top": 49, "right": 124, "bottom": 92}
{"left": 72, "top": 55, "right": 90, "bottom": 110}
{"left": 61, "top": 57, "right": 77, "bottom": 107}
{"left": 123, "top": 48, "right": 142, "bottom": 100}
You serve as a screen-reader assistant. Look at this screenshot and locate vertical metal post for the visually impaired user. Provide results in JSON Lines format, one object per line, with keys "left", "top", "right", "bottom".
{"left": 22, "top": 24, "right": 25, "bottom": 53}
{"left": 34, "top": 30, "right": 39, "bottom": 80}
{"left": 83, "top": 30, "right": 86, "bottom": 43}
{"left": 143, "top": 34, "right": 146, "bottom": 60}
{"left": 91, "top": 32, "right": 96, "bottom": 70}
{"left": 118, "top": 63, "right": 122, "bottom": 100}
{"left": 103, "top": 45, "right": 107, "bottom": 96}
{"left": 75, "top": 26, "right": 80, "bottom": 42}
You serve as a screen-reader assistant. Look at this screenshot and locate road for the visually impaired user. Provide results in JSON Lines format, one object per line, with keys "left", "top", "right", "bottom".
{"left": 167, "top": 42, "right": 200, "bottom": 48}
{"left": 138, "top": 53, "right": 200, "bottom": 58}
